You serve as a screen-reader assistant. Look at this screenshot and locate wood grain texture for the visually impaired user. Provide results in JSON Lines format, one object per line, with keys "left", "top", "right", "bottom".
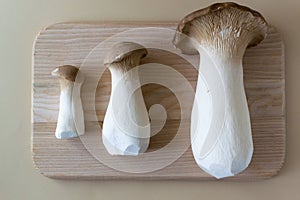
{"left": 32, "top": 22, "right": 285, "bottom": 180}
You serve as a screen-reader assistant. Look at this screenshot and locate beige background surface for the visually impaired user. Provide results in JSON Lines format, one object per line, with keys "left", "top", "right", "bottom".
{"left": 0, "top": 0, "right": 298, "bottom": 199}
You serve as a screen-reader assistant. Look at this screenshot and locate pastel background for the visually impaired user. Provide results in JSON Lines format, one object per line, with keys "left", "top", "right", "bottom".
{"left": 0, "top": 0, "right": 299, "bottom": 199}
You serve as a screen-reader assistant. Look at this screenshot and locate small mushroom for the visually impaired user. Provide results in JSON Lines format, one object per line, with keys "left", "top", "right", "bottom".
{"left": 102, "top": 42, "right": 150, "bottom": 155}
{"left": 51, "top": 65, "right": 85, "bottom": 139}
{"left": 173, "top": 2, "right": 268, "bottom": 178}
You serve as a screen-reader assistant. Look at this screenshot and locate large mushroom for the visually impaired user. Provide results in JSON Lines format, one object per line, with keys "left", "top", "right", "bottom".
{"left": 51, "top": 65, "right": 85, "bottom": 139}
{"left": 173, "top": 2, "right": 268, "bottom": 178}
{"left": 102, "top": 42, "right": 150, "bottom": 156}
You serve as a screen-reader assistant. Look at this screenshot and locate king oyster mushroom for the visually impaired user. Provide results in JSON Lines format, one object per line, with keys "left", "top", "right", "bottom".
{"left": 51, "top": 65, "right": 85, "bottom": 139}
{"left": 173, "top": 2, "right": 268, "bottom": 178}
{"left": 102, "top": 42, "right": 150, "bottom": 156}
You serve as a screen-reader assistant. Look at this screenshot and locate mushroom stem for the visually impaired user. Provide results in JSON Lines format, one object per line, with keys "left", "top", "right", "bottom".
{"left": 52, "top": 65, "right": 84, "bottom": 139}
{"left": 192, "top": 48, "right": 252, "bottom": 179}
{"left": 103, "top": 42, "right": 150, "bottom": 155}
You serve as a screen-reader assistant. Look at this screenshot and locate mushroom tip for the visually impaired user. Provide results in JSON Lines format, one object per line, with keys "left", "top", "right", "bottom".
{"left": 51, "top": 65, "right": 79, "bottom": 82}
{"left": 174, "top": 2, "right": 268, "bottom": 53}
{"left": 104, "top": 41, "right": 148, "bottom": 65}
{"left": 177, "top": 2, "right": 267, "bottom": 29}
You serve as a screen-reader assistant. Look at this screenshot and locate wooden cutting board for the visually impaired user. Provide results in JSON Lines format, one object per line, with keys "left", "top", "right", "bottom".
{"left": 32, "top": 22, "right": 285, "bottom": 180}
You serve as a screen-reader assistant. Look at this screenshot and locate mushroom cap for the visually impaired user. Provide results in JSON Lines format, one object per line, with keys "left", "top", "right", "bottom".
{"left": 51, "top": 65, "right": 79, "bottom": 82}
{"left": 173, "top": 2, "right": 268, "bottom": 55}
{"left": 104, "top": 42, "right": 148, "bottom": 65}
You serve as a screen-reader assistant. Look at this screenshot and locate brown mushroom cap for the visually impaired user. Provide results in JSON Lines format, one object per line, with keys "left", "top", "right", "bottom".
{"left": 173, "top": 2, "right": 268, "bottom": 55}
{"left": 51, "top": 65, "right": 79, "bottom": 82}
{"left": 104, "top": 42, "right": 148, "bottom": 65}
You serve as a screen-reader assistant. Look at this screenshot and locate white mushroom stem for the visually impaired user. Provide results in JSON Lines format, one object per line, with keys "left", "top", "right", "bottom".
{"left": 173, "top": 3, "right": 267, "bottom": 178}
{"left": 52, "top": 66, "right": 84, "bottom": 139}
{"left": 191, "top": 48, "right": 252, "bottom": 179}
{"left": 102, "top": 42, "right": 150, "bottom": 155}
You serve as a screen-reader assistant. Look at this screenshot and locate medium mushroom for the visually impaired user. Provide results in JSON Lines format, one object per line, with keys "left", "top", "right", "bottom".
{"left": 102, "top": 42, "right": 150, "bottom": 155}
{"left": 51, "top": 65, "right": 85, "bottom": 139}
{"left": 173, "top": 2, "right": 268, "bottom": 178}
